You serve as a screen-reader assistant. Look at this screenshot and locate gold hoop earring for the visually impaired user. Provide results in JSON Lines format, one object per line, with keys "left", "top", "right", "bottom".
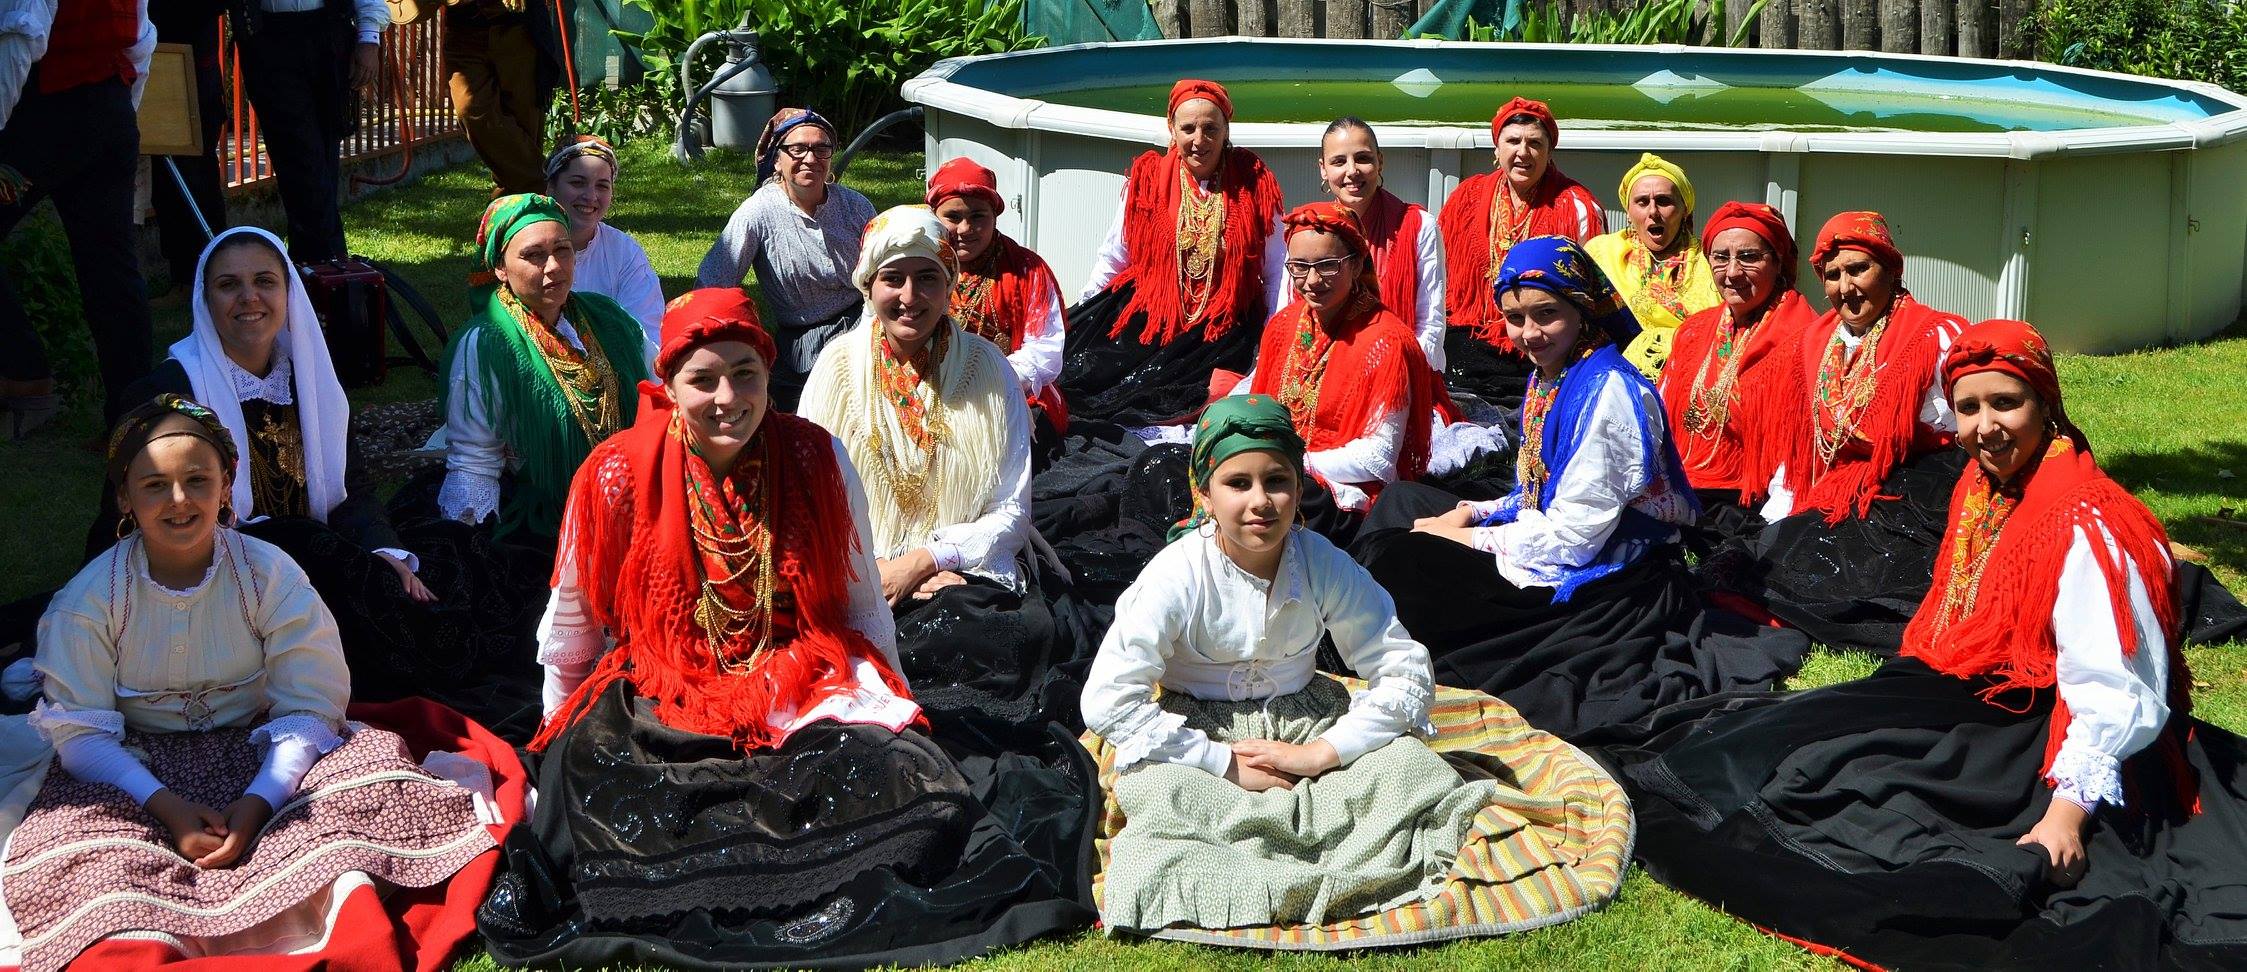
{"left": 114, "top": 514, "right": 135, "bottom": 540}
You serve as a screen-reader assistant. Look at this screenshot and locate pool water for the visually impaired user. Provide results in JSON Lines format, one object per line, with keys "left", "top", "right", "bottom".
{"left": 1046, "top": 78, "right": 2169, "bottom": 133}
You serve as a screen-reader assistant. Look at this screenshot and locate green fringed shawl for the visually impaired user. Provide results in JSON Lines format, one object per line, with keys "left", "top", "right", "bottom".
{"left": 439, "top": 289, "right": 650, "bottom": 538}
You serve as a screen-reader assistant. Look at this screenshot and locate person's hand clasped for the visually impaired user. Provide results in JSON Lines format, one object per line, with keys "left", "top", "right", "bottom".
{"left": 1230, "top": 739, "right": 1340, "bottom": 783}
{"left": 877, "top": 549, "right": 940, "bottom": 606}
{"left": 1223, "top": 753, "right": 1301, "bottom": 792}
{"left": 376, "top": 551, "right": 436, "bottom": 603}
{"left": 914, "top": 570, "right": 967, "bottom": 600}
{"left": 1411, "top": 503, "right": 1481, "bottom": 547}
{"left": 147, "top": 790, "right": 272, "bottom": 869}
{"left": 2016, "top": 799, "right": 2091, "bottom": 888}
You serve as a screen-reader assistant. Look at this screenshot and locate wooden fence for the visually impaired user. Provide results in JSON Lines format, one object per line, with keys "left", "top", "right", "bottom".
{"left": 1152, "top": 0, "right": 2039, "bottom": 59}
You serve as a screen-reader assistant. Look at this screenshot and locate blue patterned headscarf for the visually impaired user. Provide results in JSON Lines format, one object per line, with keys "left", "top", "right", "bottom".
{"left": 755, "top": 108, "right": 840, "bottom": 185}
{"left": 1492, "top": 235, "right": 1643, "bottom": 347}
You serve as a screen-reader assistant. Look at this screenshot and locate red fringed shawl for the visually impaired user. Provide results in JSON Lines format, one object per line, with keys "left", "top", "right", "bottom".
{"left": 1249, "top": 299, "right": 1438, "bottom": 491}
{"left": 1437, "top": 168, "right": 1604, "bottom": 352}
{"left": 951, "top": 231, "right": 1061, "bottom": 356}
{"left": 1659, "top": 290, "right": 1818, "bottom": 493}
{"left": 1900, "top": 439, "right": 2196, "bottom": 809}
{"left": 1110, "top": 146, "right": 1286, "bottom": 345}
{"left": 1748, "top": 293, "right": 1965, "bottom": 521}
{"left": 533, "top": 395, "right": 910, "bottom": 752}
{"left": 1362, "top": 189, "right": 1423, "bottom": 321}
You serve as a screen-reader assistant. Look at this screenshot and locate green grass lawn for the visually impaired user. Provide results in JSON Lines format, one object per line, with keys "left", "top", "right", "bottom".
{"left": 2, "top": 139, "right": 2242, "bottom": 971}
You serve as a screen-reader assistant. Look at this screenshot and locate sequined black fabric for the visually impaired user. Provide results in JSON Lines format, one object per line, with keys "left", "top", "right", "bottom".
{"left": 1443, "top": 328, "right": 1533, "bottom": 415}
{"left": 1059, "top": 284, "right": 1263, "bottom": 427}
{"left": 477, "top": 679, "right": 1098, "bottom": 970}
{"left": 1744, "top": 448, "right": 1966, "bottom": 654}
{"left": 1355, "top": 480, "right": 1811, "bottom": 743}
{"left": 893, "top": 576, "right": 1072, "bottom": 730}
{"left": 1605, "top": 658, "right": 2247, "bottom": 970}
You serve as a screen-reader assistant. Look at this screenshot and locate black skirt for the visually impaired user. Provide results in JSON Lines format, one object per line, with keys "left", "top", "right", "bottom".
{"left": 240, "top": 515, "right": 546, "bottom": 739}
{"left": 1443, "top": 327, "right": 1533, "bottom": 415}
{"left": 770, "top": 300, "right": 865, "bottom": 415}
{"left": 1058, "top": 283, "right": 1261, "bottom": 427}
{"left": 1747, "top": 448, "right": 1968, "bottom": 654}
{"left": 1029, "top": 422, "right": 1192, "bottom": 669}
{"left": 1609, "top": 658, "right": 2247, "bottom": 971}
{"left": 476, "top": 678, "right": 1099, "bottom": 970}
{"left": 893, "top": 574, "right": 1077, "bottom": 732}
{"left": 1355, "top": 481, "right": 1811, "bottom": 741}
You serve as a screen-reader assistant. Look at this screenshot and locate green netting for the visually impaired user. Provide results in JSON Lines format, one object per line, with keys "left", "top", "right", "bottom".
{"left": 1023, "top": 0, "right": 1164, "bottom": 46}
{"left": 571, "top": 0, "right": 655, "bottom": 87}
{"left": 1406, "top": 0, "right": 1523, "bottom": 38}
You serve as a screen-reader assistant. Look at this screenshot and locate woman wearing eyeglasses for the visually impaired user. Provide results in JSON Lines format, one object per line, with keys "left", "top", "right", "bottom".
{"left": 1233, "top": 202, "right": 1442, "bottom": 535}
{"left": 697, "top": 109, "right": 875, "bottom": 410}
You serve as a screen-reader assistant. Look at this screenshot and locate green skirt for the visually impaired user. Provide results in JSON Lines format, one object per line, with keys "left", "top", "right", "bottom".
{"left": 1103, "top": 675, "right": 1500, "bottom": 931}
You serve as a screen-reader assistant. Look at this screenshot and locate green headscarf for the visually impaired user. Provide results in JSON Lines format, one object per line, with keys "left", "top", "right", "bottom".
{"left": 1171, "top": 394, "right": 1306, "bottom": 541}
{"left": 441, "top": 193, "right": 650, "bottom": 538}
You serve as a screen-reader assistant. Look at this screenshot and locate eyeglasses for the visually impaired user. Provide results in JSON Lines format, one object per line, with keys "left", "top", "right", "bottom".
{"left": 1283, "top": 256, "right": 1356, "bottom": 280}
{"left": 779, "top": 143, "right": 837, "bottom": 161}
{"left": 1707, "top": 249, "right": 1771, "bottom": 270}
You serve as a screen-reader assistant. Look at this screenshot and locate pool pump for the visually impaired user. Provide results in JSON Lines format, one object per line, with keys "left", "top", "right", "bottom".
{"left": 673, "top": 15, "right": 778, "bottom": 163}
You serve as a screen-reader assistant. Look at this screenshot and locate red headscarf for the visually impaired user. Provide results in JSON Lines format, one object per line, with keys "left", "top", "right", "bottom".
{"left": 1811, "top": 210, "right": 1903, "bottom": 276}
{"left": 1701, "top": 201, "right": 1797, "bottom": 284}
{"left": 1490, "top": 97, "right": 1559, "bottom": 145}
{"left": 1283, "top": 200, "right": 1380, "bottom": 298}
{"left": 652, "top": 288, "right": 777, "bottom": 382}
{"left": 1169, "top": 79, "right": 1234, "bottom": 120}
{"left": 1903, "top": 318, "right": 2194, "bottom": 812}
{"left": 1942, "top": 317, "right": 2082, "bottom": 446}
{"left": 536, "top": 292, "right": 909, "bottom": 752}
{"left": 926, "top": 157, "right": 1006, "bottom": 215}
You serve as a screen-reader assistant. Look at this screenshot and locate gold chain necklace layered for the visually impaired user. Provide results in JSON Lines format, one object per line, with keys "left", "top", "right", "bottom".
{"left": 870, "top": 325, "right": 954, "bottom": 532}
{"left": 1927, "top": 482, "right": 2017, "bottom": 642}
{"left": 1813, "top": 314, "right": 1890, "bottom": 469}
{"left": 948, "top": 245, "right": 1010, "bottom": 347}
{"left": 502, "top": 287, "right": 624, "bottom": 445}
{"left": 1175, "top": 164, "right": 1225, "bottom": 326}
{"left": 684, "top": 418, "right": 781, "bottom": 673}
{"left": 1275, "top": 305, "right": 1334, "bottom": 427}
{"left": 1483, "top": 184, "right": 1533, "bottom": 281}
{"left": 1682, "top": 308, "right": 1747, "bottom": 439}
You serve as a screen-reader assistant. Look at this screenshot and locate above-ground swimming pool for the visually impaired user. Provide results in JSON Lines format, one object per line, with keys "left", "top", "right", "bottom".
{"left": 903, "top": 38, "right": 2247, "bottom": 352}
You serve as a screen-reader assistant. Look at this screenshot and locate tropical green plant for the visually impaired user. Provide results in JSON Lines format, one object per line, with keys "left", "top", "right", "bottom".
{"left": 1436, "top": 0, "right": 1765, "bottom": 46}
{"left": 617, "top": 0, "right": 1042, "bottom": 146}
{"left": 2028, "top": 0, "right": 2247, "bottom": 94}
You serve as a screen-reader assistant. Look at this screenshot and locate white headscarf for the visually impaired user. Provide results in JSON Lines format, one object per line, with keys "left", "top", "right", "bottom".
{"left": 850, "top": 205, "right": 955, "bottom": 295}
{"left": 172, "top": 226, "right": 351, "bottom": 523}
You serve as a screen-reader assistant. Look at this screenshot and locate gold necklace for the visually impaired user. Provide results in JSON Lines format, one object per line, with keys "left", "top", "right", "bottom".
{"left": 869, "top": 326, "right": 955, "bottom": 532}
{"left": 685, "top": 434, "right": 781, "bottom": 673}
{"left": 1813, "top": 313, "right": 1890, "bottom": 470}
{"left": 1174, "top": 163, "right": 1226, "bottom": 325}
{"left": 503, "top": 287, "right": 624, "bottom": 445}
{"left": 1682, "top": 308, "right": 1747, "bottom": 439}
{"left": 1483, "top": 183, "right": 1533, "bottom": 281}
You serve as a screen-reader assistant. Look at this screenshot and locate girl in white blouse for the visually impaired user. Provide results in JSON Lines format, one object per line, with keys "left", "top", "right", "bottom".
{"left": 1083, "top": 393, "right": 1526, "bottom": 936}
{"left": 5, "top": 397, "right": 496, "bottom": 972}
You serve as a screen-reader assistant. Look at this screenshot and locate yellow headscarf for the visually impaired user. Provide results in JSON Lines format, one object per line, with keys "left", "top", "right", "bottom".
{"left": 1616, "top": 153, "right": 1694, "bottom": 215}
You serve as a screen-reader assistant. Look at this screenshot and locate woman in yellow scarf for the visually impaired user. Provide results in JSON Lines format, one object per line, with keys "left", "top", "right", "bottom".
{"left": 1585, "top": 153, "right": 1720, "bottom": 378}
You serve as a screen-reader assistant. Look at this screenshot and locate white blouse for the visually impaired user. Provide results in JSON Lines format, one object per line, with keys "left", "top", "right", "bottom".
{"left": 572, "top": 222, "right": 666, "bottom": 356}
{"left": 1466, "top": 370, "right": 1694, "bottom": 589}
{"left": 536, "top": 436, "right": 915, "bottom": 735}
{"left": 2047, "top": 520, "right": 2172, "bottom": 810}
{"left": 1078, "top": 175, "right": 1290, "bottom": 322}
{"left": 1082, "top": 527, "right": 1437, "bottom": 777}
{"left": 431, "top": 314, "right": 653, "bottom": 525}
{"left": 1009, "top": 272, "right": 1065, "bottom": 398}
{"left": 31, "top": 532, "right": 350, "bottom": 810}
{"left": 1758, "top": 316, "right": 1959, "bottom": 520}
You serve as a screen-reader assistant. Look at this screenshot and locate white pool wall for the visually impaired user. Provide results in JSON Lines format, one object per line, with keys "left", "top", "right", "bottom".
{"left": 905, "top": 38, "right": 2247, "bottom": 352}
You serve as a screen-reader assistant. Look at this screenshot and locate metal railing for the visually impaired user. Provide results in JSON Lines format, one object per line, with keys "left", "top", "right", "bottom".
{"left": 215, "top": 16, "right": 464, "bottom": 191}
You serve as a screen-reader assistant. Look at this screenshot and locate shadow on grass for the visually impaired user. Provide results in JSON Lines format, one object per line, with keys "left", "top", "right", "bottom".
{"left": 2100, "top": 438, "right": 2247, "bottom": 580}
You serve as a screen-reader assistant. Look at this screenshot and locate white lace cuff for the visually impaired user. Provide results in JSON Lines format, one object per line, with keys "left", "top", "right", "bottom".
{"left": 1103, "top": 706, "right": 1226, "bottom": 777}
{"left": 28, "top": 700, "right": 123, "bottom": 743}
{"left": 249, "top": 712, "right": 347, "bottom": 755}
{"left": 2049, "top": 746, "right": 2126, "bottom": 811}
{"left": 437, "top": 470, "right": 502, "bottom": 525}
{"left": 371, "top": 547, "right": 421, "bottom": 574}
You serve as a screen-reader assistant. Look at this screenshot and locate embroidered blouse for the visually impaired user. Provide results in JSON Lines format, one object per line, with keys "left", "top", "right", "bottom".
{"left": 1082, "top": 527, "right": 1437, "bottom": 776}
{"left": 32, "top": 532, "right": 351, "bottom": 810}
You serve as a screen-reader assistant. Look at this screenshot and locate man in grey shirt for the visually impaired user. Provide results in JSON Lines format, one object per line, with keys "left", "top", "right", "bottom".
{"left": 698, "top": 109, "right": 875, "bottom": 411}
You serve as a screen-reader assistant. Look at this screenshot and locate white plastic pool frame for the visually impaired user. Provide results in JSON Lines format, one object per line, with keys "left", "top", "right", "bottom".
{"left": 904, "top": 37, "right": 2247, "bottom": 352}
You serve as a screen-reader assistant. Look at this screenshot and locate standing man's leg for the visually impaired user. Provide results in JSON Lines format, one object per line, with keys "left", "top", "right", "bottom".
{"left": 445, "top": 5, "right": 545, "bottom": 197}
{"left": 239, "top": 11, "right": 351, "bottom": 262}
{"left": 54, "top": 80, "right": 155, "bottom": 423}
